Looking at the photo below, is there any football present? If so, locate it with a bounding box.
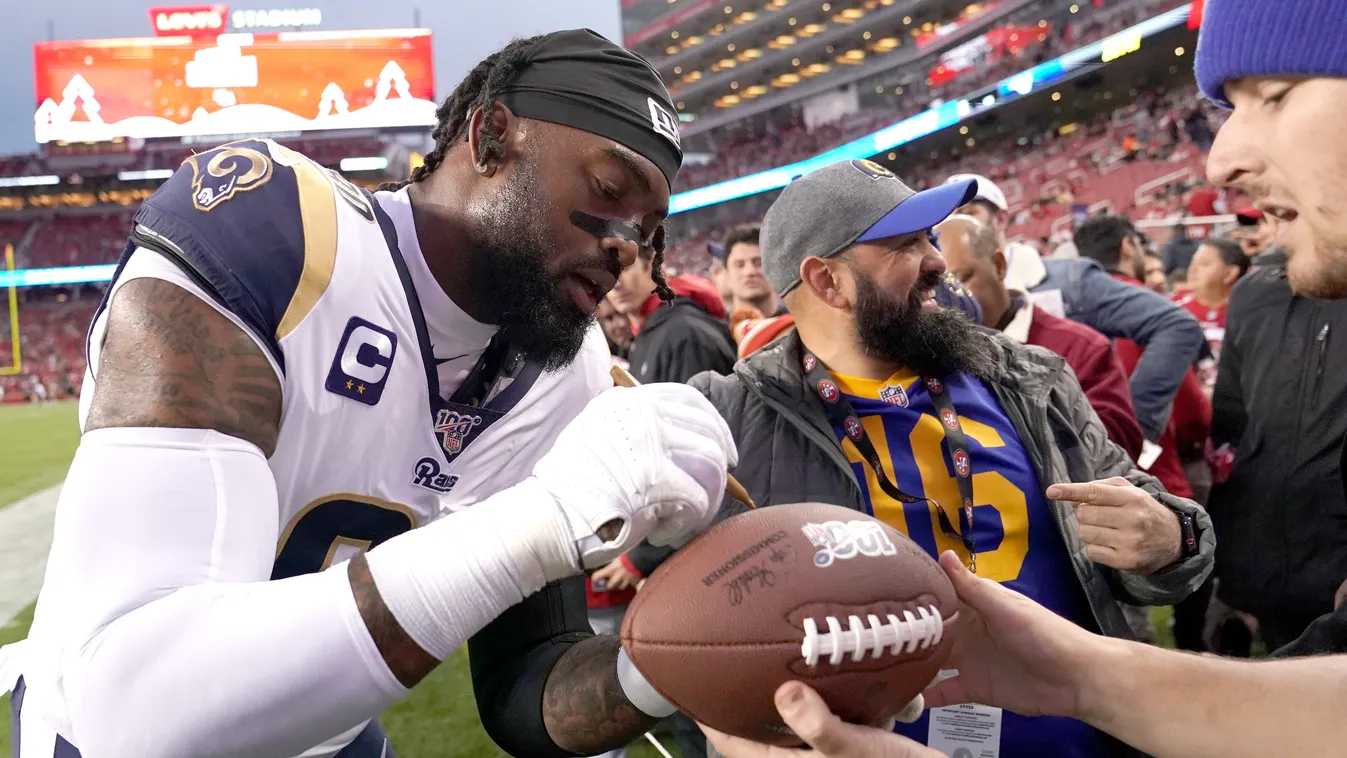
[621,502,959,746]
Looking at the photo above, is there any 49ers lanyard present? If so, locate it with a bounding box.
[801,348,979,573]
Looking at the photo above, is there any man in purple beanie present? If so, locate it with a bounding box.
[703,2,1347,757]
[1200,0,1347,298]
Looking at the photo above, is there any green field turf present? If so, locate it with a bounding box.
[0,401,81,510]
[0,402,668,758]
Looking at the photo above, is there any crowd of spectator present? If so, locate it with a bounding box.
[0,293,98,404]
[674,0,1190,193]
[20,213,134,269]
[663,83,1231,276]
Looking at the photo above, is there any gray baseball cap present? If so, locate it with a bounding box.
[761,159,978,296]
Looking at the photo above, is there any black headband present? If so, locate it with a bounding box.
[496,29,683,188]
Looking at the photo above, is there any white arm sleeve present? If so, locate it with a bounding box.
[35,426,565,758]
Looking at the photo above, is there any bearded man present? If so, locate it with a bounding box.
[688,160,1213,758]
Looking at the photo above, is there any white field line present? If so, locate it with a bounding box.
[0,484,61,628]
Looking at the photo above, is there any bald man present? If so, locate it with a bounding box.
[938,215,1144,461]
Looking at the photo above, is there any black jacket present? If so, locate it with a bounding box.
[628,297,736,384]
[1208,255,1347,617]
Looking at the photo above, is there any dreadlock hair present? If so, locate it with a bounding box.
[379,35,542,192]
[646,224,675,302]
[380,34,675,304]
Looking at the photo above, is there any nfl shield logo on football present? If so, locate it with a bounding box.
[925,377,944,394]
[803,354,817,372]
[940,408,958,430]
[844,416,863,440]
[818,379,840,403]
[954,449,970,477]
[879,383,908,406]
[436,409,483,455]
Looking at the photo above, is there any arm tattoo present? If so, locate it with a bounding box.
[348,553,440,688]
[84,278,283,455]
[543,635,659,754]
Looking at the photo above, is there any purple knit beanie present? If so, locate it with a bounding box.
[1195,0,1347,109]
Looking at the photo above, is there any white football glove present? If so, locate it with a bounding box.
[532,383,738,576]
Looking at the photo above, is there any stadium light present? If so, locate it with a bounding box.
[340,156,389,172]
[117,169,174,181]
[0,264,117,289]
[0,175,60,188]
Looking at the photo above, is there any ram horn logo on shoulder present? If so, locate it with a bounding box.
[188,146,274,211]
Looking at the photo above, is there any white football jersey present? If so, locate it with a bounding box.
[21,138,612,758]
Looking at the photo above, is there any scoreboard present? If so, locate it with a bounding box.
[33,27,435,144]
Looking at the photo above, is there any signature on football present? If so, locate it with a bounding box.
[726,563,777,606]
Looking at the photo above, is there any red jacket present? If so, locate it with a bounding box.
[633,274,728,334]
[1018,304,1145,462]
[1109,275,1211,498]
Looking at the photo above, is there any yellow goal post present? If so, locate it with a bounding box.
[0,244,21,376]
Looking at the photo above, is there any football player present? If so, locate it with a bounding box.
[3,30,736,758]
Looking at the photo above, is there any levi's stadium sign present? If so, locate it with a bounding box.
[149,5,323,37]
[231,9,323,29]
[34,28,435,143]
[150,5,229,37]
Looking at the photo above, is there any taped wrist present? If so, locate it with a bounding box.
[365,477,579,660]
[616,647,677,717]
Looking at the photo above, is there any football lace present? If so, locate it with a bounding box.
[800,606,944,666]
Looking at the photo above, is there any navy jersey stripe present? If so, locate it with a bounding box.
[127,139,313,370]
[369,191,438,398]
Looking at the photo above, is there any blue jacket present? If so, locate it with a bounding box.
[1010,254,1204,440]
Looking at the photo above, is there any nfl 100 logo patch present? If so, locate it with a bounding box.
[435,409,483,456]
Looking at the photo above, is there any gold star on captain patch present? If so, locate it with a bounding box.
[346,380,353,390]
[357,383,366,394]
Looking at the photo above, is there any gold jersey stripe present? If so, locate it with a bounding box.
[273,142,338,340]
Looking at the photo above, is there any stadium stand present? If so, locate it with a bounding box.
[24,213,134,269]
[674,0,1190,192]
[663,84,1229,275]
[0,293,98,403]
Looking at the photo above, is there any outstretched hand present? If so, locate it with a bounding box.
[703,551,1123,758]
[925,552,1114,721]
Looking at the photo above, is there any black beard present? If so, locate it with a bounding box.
[465,159,598,371]
[852,270,994,379]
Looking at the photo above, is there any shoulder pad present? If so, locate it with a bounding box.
[131,139,364,371]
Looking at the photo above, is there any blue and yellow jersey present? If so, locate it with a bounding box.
[827,368,1106,757]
